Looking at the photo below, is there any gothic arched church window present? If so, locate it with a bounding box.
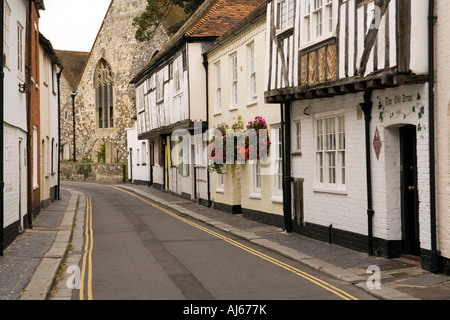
[95,59,114,129]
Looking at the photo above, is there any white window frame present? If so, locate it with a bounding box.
[215,61,221,114]
[136,84,145,112]
[248,42,257,104]
[252,160,261,195]
[276,0,295,31]
[3,1,11,69]
[272,126,283,199]
[293,120,301,153]
[155,70,164,103]
[173,54,183,94]
[52,64,57,95]
[314,111,346,193]
[17,21,24,76]
[141,142,147,165]
[230,53,238,110]
[45,137,49,176]
[301,0,336,47]
[33,126,38,189]
[217,174,224,193]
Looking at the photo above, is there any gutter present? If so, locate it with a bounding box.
[0,0,4,255]
[26,0,33,230]
[71,91,77,162]
[281,102,293,233]
[360,90,374,256]
[428,0,439,273]
[57,68,63,200]
[202,54,211,207]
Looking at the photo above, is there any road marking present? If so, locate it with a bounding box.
[111,186,359,301]
[80,194,93,300]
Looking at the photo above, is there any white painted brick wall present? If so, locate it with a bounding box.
[291,83,431,245]
[3,124,27,229]
[435,1,450,259]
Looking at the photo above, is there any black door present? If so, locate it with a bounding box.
[400,125,420,255]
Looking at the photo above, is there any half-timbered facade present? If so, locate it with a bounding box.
[129,0,264,203]
[265,0,436,270]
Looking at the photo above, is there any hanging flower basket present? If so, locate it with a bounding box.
[245,116,271,161]
[207,116,270,174]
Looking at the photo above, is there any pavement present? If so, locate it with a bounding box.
[1,181,450,300]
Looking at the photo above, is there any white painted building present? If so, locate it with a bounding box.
[205,3,284,220]
[434,1,450,272]
[126,121,150,185]
[39,33,62,207]
[265,0,436,271]
[3,0,28,241]
[129,0,264,204]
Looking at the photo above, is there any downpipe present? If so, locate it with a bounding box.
[428,0,439,273]
[360,90,374,256]
[281,102,293,233]
[57,68,63,200]
[0,0,4,256]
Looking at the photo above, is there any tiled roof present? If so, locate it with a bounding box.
[185,0,266,38]
[55,50,90,91]
[131,0,266,83]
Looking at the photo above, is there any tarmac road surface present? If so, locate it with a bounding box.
[66,182,377,301]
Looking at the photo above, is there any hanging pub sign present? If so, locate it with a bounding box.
[373,127,382,160]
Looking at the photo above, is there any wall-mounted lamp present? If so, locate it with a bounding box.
[303,106,311,116]
[18,82,26,93]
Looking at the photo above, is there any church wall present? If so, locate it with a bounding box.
[67,0,170,163]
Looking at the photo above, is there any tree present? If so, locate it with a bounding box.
[133,0,205,42]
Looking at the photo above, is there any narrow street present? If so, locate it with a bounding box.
[63,182,377,301]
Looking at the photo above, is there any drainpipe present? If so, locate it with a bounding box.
[0,0,4,255]
[360,90,374,256]
[281,102,293,233]
[26,0,33,230]
[71,91,77,162]
[202,54,211,207]
[57,68,63,200]
[428,0,438,273]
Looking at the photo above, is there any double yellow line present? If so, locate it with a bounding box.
[80,194,94,300]
[111,186,358,301]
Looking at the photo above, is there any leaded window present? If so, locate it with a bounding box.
[95,59,114,129]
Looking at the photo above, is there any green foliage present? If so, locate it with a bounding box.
[97,143,106,163]
[133,0,205,42]
[76,164,92,180]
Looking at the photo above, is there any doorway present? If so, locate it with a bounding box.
[399,125,420,255]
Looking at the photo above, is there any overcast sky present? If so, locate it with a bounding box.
[40,0,112,52]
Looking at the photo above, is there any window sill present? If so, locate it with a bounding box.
[299,35,336,53]
[214,112,222,117]
[246,100,258,108]
[275,26,294,39]
[313,186,347,195]
[270,195,283,203]
[229,107,238,111]
[249,192,261,199]
[173,91,183,98]
[33,184,39,191]
[292,151,302,156]
[216,188,224,194]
